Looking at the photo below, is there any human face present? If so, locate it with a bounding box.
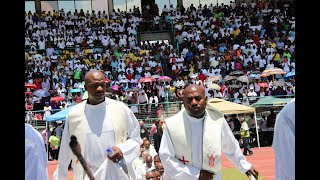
[183,85,207,118]
[85,72,106,105]
[153,156,161,166]
[155,163,164,175]
[154,171,161,180]
[146,172,157,180]
[144,141,150,150]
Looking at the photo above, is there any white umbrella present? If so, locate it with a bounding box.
[273,80,285,87]
[207,75,222,82]
[152,75,160,79]
[224,75,237,81]
[120,79,130,83]
[207,83,221,90]
[190,74,198,79]
[237,75,249,83]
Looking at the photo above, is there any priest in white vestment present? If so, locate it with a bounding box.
[159,84,259,180]
[53,70,142,180]
[272,99,295,180]
[25,123,48,180]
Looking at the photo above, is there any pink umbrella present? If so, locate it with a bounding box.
[25,83,37,89]
[25,91,32,95]
[112,85,119,91]
[50,96,65,102]
[158,76,172,82]
[105,78,111,83]
[258,82,269,88]
[139,77,156,83]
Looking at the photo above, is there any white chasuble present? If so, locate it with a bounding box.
[165,104,223,174]
[160,104,252,180]
[54,98,142,180]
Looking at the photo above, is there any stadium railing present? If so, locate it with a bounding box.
[25,94,295,130]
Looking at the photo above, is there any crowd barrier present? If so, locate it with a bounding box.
[25,94,294,130]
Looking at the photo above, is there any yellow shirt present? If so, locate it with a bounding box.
[25,52,30,61]
[273,53,280,61]
[233,29,241,36]
[84,59,91,65]
[125,58,131,66]
[140,50,146,55]
[84,49,91,54]
[102,18,108,24]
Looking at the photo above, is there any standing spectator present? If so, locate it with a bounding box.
[153,120,163,153]
[240,118,254,156]
[267,108,277,128]
[149,92,159,116]
[48,128,60,161]
[43,102,51,121]
[139,120,149,140]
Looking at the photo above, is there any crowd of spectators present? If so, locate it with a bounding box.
[25,1,295,120]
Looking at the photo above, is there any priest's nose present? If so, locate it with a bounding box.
[96,85,104,91]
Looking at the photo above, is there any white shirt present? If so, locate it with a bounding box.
[25,123,48,180]
[159,111,252,180]
[272,99,295,180]
[144,144,158,159]
[54,99,142,180]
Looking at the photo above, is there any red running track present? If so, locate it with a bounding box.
[48,147,275,180]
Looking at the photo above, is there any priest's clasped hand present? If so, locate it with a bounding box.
[198,170,215,180]
[246,166,259,179]
[107,146,124,163]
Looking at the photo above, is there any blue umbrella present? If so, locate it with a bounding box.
[70,88,82,93]
[46,106,74,122]
[284,71,295,78]
[32,89,50,97]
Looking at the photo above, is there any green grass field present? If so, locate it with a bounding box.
[221,168,264,180]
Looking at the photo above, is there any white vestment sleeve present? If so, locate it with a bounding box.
[115,107,143,164]
[53,117,73,180]
[159,126,200,180]
[272,99,295,180]
[25,124,48,180]
[221,119,252,173]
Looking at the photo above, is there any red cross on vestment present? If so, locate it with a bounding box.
[178,156,189,164]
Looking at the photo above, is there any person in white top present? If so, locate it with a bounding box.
[143,140,158,159]
[53,70,142,180]
[159,84,259,180]
[25,123,48,180]
[272,99,295,180]
[136,154,155,180]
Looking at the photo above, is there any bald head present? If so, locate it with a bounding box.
[84,70,106,105]
[183,84,207,118]
[145,155,153,168]
[84,70,105,84]
[184,84,205,97]
[143,140,151,150]
[145,171,156,180]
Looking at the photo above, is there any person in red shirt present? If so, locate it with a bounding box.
[133,60,140,69]
[33,77,43,90]
[198,70,206,83]
[126,70,134,80]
